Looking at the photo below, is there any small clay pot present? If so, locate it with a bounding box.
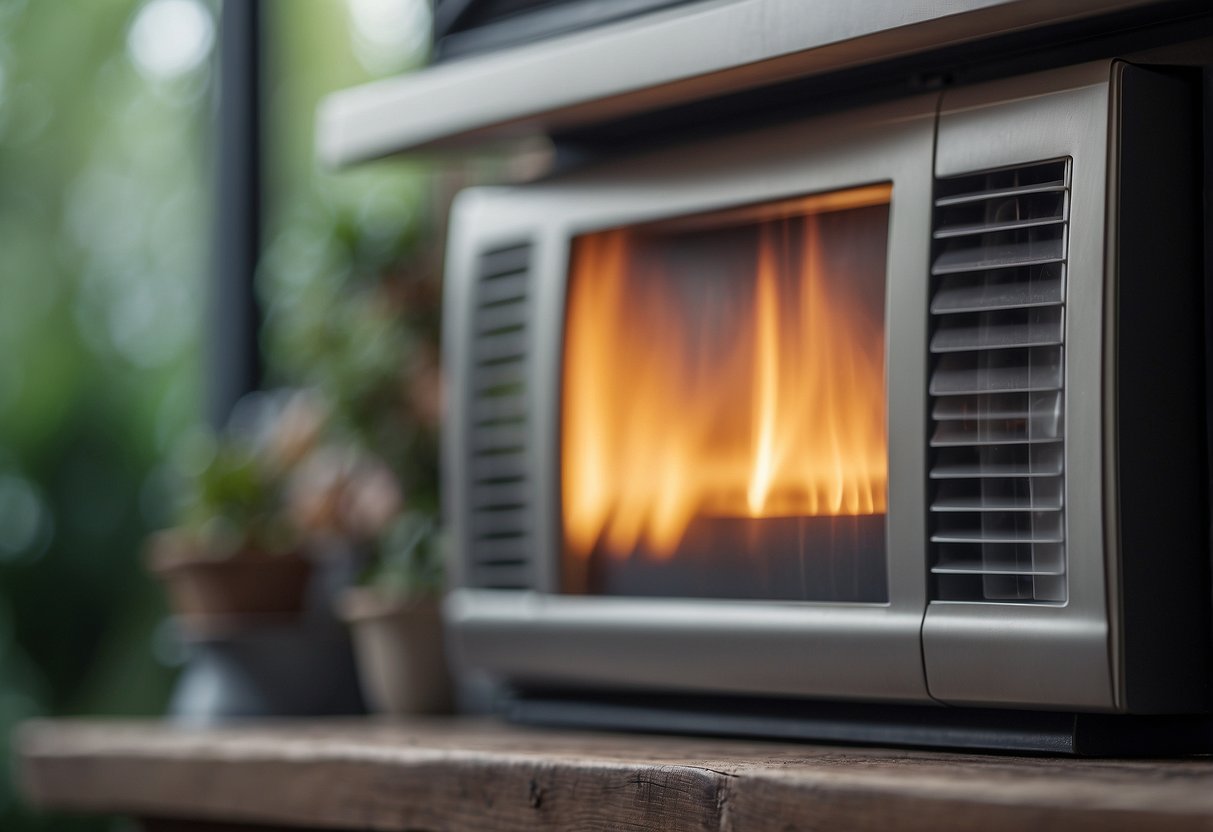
[338,588,453,715]
[148,533,312,636]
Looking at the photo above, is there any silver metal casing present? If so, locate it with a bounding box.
[443,63,1138,711]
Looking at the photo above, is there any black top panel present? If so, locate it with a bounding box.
[433,0,704,61]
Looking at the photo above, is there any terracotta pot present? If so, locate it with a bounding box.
[338,588,453,715]
[148,534,312,635]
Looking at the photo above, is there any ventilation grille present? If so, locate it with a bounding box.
[464,242,534,590]
[927,160,1069,604]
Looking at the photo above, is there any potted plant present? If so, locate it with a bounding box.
[338,510,451,715]
[263,396,454,716]
[255,183,451,715]
[148,427,309,635]
[149,390,368,718]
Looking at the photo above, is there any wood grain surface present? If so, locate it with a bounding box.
[17,718,1213,832]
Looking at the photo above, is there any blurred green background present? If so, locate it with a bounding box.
[0,1,433,828]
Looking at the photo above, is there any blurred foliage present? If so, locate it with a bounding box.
[169,433,298,559]
[0,0,439,829]
[188,442,288,551]
[368,510,445,597]
[159,385,409,567]
[260,0,444,586]
[0,0,212,828]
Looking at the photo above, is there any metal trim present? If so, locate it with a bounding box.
[317,0,1168,163]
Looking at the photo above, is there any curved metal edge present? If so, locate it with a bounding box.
[316,0,1163,165]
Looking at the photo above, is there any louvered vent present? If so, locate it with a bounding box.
[927,160,1069,604]
[464,242,534,590]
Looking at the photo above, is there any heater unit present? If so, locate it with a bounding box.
[441,60,1209,752]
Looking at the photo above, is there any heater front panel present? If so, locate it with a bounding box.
[921,63,1116,711]
[444,94,937,702]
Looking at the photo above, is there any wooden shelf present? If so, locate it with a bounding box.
[17,717,1213,831]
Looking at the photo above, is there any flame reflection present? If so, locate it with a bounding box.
[562,184,890,561]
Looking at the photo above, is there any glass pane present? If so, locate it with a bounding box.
[561,184,891,602]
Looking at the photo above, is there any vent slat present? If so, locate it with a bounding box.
[933,540,1064,571]
[478,274,529,305]
[929,460,1063,479]
[930,308,1063,353]
[933,215,1065,240]
[932,530,1064,545]
[934,180,1066,207]
[932,484,1064,512]
[933,477,1062,508]
[929,348,1063,396]
[474,330,528,363]
[476,300,528,333]
[930,494,1063,512]
[466,242,535,591]
[469,452,527,483]
[467,535,530,564]
[471,482,529,510]
[931,266,1064,314]
[471,424,527,452]
[471,508,532,538]
[931,560,1065,576]
[472,395,528,425]
[472,361,526,391]
[932,238,1065,276]
[928,160,1070,604]
[932,391,1060,422]
[477,244,532,279]
[930,426,1060,447]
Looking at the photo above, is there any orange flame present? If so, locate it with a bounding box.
[562,185,890,561]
